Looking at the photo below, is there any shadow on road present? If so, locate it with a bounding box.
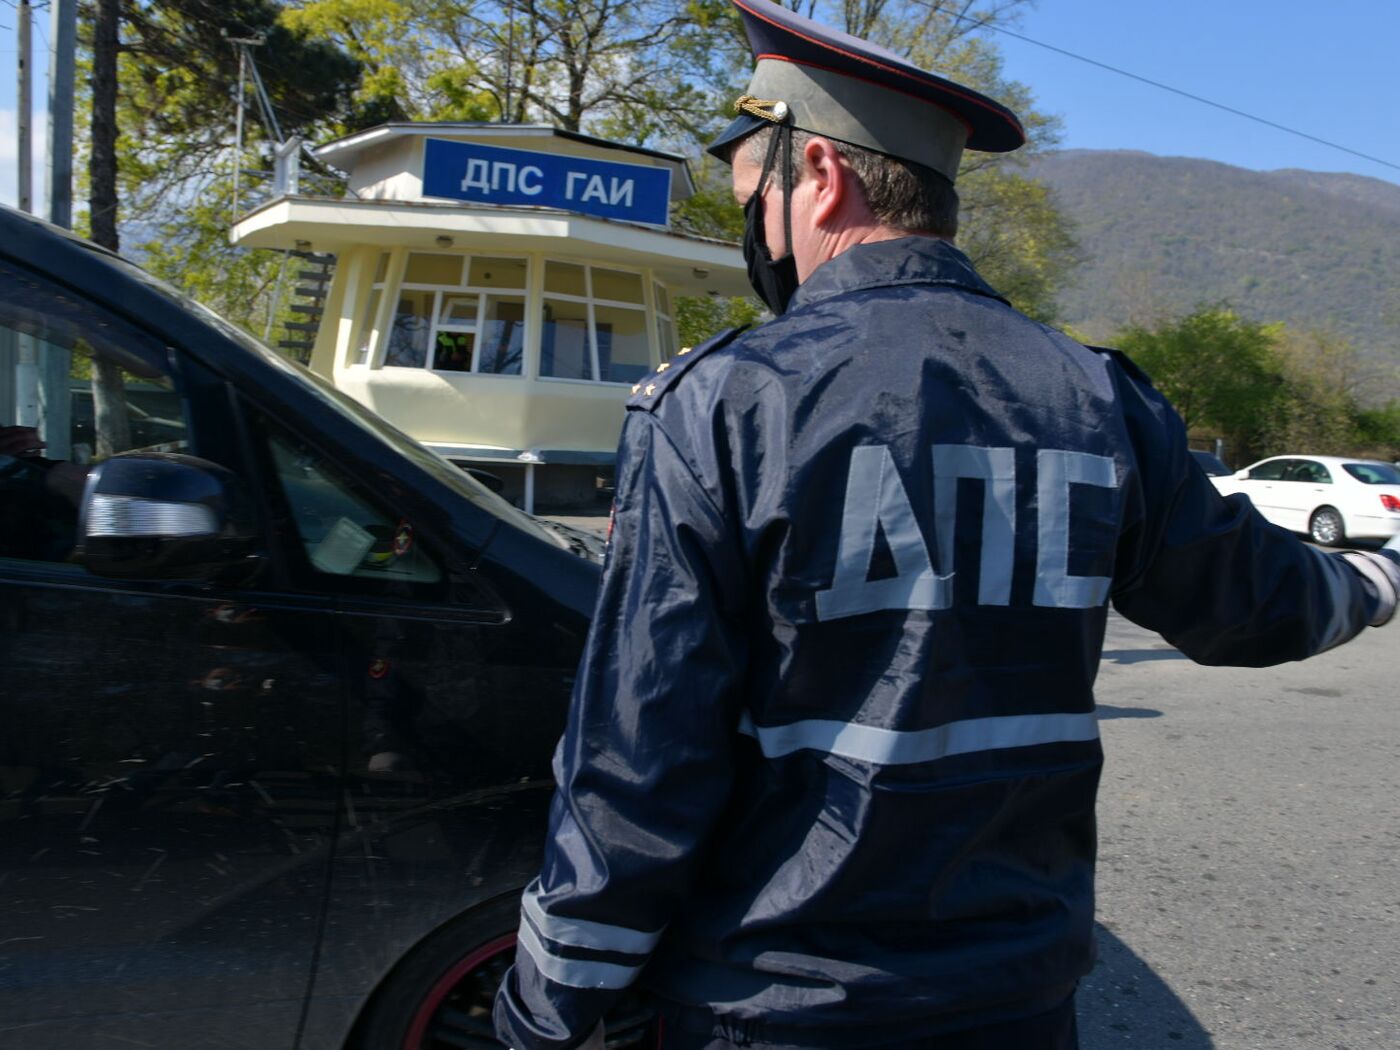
[1102,648,1188,665]
[1078,924,1214,1049]
[1095,705,1163,720]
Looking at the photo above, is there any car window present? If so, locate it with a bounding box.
[0,261,187,566]
[1286,461,1331,483]
[1343,462,1400,485]
[260,418,444,590]
[1247,459,1288,481]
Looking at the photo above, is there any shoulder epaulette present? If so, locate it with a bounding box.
[1090,345,1155,388]
[627,325,750,412]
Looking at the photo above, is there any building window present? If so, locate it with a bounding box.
[540,262,651,385]
[382,252,527,376]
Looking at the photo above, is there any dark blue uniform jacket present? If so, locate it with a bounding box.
[495,237,1386,1048]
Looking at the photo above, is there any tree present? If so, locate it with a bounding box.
[1265,327,1400,458]
[1116,307,1283,462]
[1265,328,1368,455]
[282,0,720,134]
[74,2,364,335]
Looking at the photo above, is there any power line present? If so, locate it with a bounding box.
[957,15,1400,175]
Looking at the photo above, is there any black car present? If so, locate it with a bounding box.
[0,208,646,1048]
[1189,448,1231,477]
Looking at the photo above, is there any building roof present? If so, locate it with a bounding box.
[228,194,749,298]
[314,122,697,199]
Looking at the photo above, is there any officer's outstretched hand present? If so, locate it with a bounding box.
[1344,540,1400,627]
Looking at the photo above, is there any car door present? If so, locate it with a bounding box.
[0,259,344,1046]
[1281,459,1333,532]
[232,407,586,1047]
[1236,458,1292,526]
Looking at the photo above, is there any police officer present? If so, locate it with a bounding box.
[494,3,1400,1048]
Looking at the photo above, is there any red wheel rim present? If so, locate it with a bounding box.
[402,932,516,1050]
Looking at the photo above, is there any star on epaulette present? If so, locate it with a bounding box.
[626,325,751,412]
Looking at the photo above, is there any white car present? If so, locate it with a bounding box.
[1210,455,1400,545]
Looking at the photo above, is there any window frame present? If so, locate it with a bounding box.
[0,258,218,578]
[539,260,650,386]
[380,252,531,378]
[241,403,464,604]
[1248,459,1289,481]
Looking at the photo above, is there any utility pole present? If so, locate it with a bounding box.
[233,45,246,216]
[223,32,267,219]
[47,0,78,229]
[17,0,33,213]
[89,0,131,455]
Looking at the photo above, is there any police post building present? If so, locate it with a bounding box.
[231,124,747,512]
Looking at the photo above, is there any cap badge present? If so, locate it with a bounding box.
[734,94,790,123]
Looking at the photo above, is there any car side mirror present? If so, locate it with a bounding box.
[1235,470,1250,480]
[76,453,263,581]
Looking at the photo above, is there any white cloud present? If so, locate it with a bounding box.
[0,108,51,215]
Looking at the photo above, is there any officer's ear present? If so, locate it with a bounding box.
[803,136,865,228]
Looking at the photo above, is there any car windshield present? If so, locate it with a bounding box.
[78,239,568,550]
[1342,462,1400,485]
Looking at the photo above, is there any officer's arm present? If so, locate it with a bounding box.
[494,410,747,1050]
[1107,357,1398,664]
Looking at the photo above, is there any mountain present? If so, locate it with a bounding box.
[1027,150,1400,384]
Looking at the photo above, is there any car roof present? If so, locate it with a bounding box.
[1251,454,1391,467]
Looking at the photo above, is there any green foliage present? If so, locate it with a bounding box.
[1118,307,1282,459]
[1263,328,1370,456]
[1117,306,1400,463]
[957,164,1080,323]
[138,186,293,339]
[675,294,763,348]
[1354,403,1400,457]
[118,0,362,207]
[74,2,363,334]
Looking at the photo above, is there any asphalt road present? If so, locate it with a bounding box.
[1082,609,1400,1049]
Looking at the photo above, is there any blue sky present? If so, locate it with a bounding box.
[993,0,1400,184]
[4,1,1400,211]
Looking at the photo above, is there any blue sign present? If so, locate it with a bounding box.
[421,138,672,227]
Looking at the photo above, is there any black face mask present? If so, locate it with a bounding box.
[741,124,799,316]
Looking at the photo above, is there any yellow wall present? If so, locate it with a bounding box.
[316,243,676,456]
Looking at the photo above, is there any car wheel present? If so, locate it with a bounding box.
[350,894,657,1050]
[1309,507,1345,546]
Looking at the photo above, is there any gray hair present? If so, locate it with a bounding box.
[741,126,959,238]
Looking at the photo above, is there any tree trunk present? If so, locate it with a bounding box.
[90,0,119,253]
[89,0,131,456]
